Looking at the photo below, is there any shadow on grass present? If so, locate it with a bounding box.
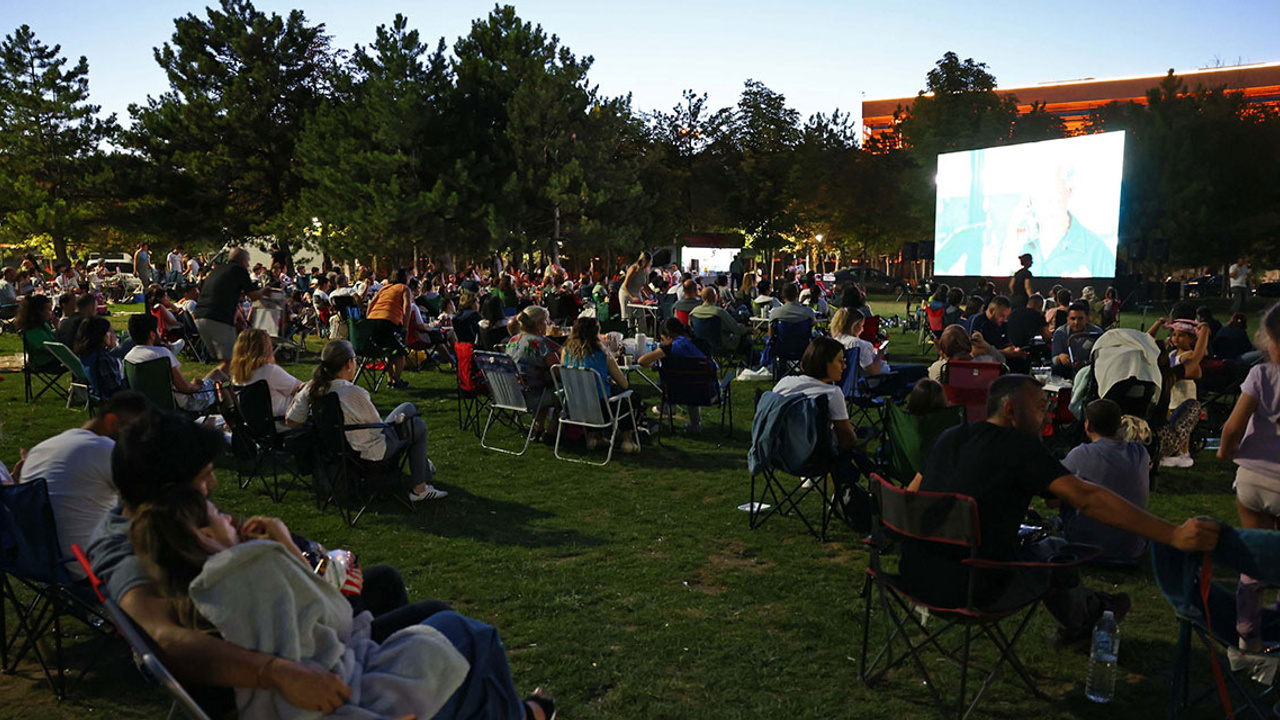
[356,483,605,550]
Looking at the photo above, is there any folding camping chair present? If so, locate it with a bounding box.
[656,354,734,436]
[230,380,305,502]
[746,391,838,541]
[860,474,1097,719]
[44,340,100,413]
[0,480,114,698]
[940,360,1002,423]
[769,319,813,380]
[1153,526,1280,719]
[455,342,489,438]
[348,317,398,393]
[123,357,208,420]
[70,546,212,720]
[311,392,412,527]
[475,351,545,456]
[552,365,636,466]
[21,332,67,404]
[880,402,967,485]
[838,346,890,432]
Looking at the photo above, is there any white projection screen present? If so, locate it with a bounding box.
[933,130,1124,279]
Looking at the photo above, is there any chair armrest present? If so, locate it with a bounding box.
[607,390,634,403]
[342,422,390,431]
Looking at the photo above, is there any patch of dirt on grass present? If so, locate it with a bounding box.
[706,539,775,574]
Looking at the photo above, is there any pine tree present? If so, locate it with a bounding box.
[0,25,117,263]
[127,0,332,245]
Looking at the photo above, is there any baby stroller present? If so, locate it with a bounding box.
[1063,329,1164,486]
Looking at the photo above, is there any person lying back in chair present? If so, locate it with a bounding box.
[905,374,1218,646]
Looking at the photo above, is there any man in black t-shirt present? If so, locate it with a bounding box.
[194,247,261,372]
[903,374,1219,644]
[1007,294,1049,363]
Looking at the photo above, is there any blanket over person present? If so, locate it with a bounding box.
[188,540,470,720]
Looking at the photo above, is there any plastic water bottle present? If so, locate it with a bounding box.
[1086,610,1119,702]
[634,332,647,362]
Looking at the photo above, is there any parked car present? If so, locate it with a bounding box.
[833,267,912,296]
[1183,274,1222,298]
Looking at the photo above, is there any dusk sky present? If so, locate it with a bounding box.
[5,0,1278,129]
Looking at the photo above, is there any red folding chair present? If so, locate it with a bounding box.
[940,360,1002,423]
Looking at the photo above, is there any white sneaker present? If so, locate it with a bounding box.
[409,485,448,502]
[1160,454,1194,468]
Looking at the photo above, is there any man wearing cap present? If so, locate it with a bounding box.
[1009,253,1034,305]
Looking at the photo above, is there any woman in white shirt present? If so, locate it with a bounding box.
[229,329,303,419]
[772,336,858,451]
[830,307,887,375]
[286,340,446,502]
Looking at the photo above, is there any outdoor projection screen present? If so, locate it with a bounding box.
[933,130,1124,279]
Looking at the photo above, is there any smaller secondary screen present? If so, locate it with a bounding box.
[680,246,738,274]
[933,130,1124,279]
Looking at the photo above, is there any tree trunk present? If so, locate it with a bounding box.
[552,204,562,268]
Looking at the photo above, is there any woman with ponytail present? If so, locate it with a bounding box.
[287,340,446,502]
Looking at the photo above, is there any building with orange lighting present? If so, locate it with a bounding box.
[861,61,1280,145]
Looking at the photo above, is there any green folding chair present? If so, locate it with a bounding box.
[124,356,209,420]
[43,341,98,413]
[881,402,967,485]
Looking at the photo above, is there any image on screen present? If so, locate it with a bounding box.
[680,246,738,274]
[933,130,1124,279]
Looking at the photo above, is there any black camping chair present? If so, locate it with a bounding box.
[348,317,400,393]
[21,332,68,404]
[311,392,412,527]
[231,380,306,502]
[656,354,734,437]
[860,474,1099,720]
[0,480,114,698]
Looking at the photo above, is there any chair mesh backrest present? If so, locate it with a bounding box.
[659,355,721,407]
[941,360,1001,423]
[233,380,277,438]
[44,340,89,383]
[124,356,177,411]
[556,365,608,425]
[475,351,528,411]
[0,479,68,585]
[455,343,483,392]
[871,474,980,548]
[772,320,813,360]
[689,315,723,353]
[884,403,967,482]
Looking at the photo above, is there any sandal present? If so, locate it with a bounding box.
[524,688,556,720]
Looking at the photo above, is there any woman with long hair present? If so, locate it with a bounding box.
[15,294,60,370]
[74,315,124,398]
[130,485,554,720]
[230,328,303,419]
[365,268,412,389]
[562,316,635,452]
[286,340,446,502]
[478,295,511,350]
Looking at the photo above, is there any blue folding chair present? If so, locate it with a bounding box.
[769,319,814,379]
[1153,525,1280,719]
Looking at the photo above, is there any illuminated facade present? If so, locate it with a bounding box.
[862,61,1280,145]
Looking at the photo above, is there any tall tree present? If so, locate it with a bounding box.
[724,80,800,256]
[0,25,117,263]
[293,14,450,264]
[128,0,332,245]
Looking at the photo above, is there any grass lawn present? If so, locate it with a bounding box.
[0,295,1253,719]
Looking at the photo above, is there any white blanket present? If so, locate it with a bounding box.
[189,541,469,720]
